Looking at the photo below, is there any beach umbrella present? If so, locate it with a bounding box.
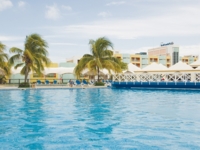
[190,59,200,68]
[128,63,141,72]
[123,70,134,74]
[142,62,168,71]
[168,61,193,71]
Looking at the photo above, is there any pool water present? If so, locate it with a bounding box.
[0,88,200,149]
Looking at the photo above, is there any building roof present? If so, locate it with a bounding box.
[142,62,167,71]
[168,61,193,71]
[195,66,200,70]
[128,63,141,72]
[190,59,200,67]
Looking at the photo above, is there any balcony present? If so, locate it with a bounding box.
[131,58,140,62]
[133,63,140,68]
[150,59,158,62]
[182,59,188,62]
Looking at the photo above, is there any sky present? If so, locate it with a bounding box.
[1,0,200,62]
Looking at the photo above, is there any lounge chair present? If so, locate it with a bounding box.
[106,80,112,87]
[89,80,95,85]
[37,80,42,84]
[83,80,88,85]
[53,80,57,84]
[75,80,82,86]
[45,80,50,84]
[84,79,92,86]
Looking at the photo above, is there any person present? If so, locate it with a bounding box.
[60,76,63,84]
[31,83,36,89]
[69,79,74,87]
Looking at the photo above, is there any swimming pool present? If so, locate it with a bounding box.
[0,88,200,149]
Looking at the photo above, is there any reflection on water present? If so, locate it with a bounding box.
[20,90,46,149]
[74,89,119,142]
[0,88,200,149]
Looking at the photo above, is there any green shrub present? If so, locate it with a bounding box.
[0,76,6,84]
[94,82,105,86]
[19,82,30,88]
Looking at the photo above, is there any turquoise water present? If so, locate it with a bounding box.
[0,89,200,149]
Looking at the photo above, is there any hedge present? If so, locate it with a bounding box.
[94,82,105,86]
[18,82,30,88]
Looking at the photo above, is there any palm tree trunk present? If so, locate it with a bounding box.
[97,67,100,82]
[24,65,28,83]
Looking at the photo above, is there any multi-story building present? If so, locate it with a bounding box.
[114,51,172,68]
[130,52,148,68]
[148,42,179,65]
[180,55,198,65]
[66,56,82,65]
[113,42,181,68]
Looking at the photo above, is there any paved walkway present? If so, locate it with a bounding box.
[0,85,108,90]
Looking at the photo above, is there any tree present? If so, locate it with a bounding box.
[0,42,10,77]
[74,37,127,81]
[9,34,51,83]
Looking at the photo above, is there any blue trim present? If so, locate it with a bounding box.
[112,81,200,89]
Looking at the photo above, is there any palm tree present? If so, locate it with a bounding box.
[0,42,10,76]
[74,37,127,81]
[9,34,51,83]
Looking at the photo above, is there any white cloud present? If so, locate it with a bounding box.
[98,12,112,17]
[0,0,12,11]
[49,42,77,46]
[49,42,87,47]
[18,1,25,7]
[0,36,23,41]
[61,5,72,11]
[123,46,155,54]
[45,4,61,20]
[43,4,200,57]
[50,5,200,40]
[106,1,125,6]
[180,45,200,56]
[121,45,200,57]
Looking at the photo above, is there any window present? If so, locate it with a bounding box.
[172,52,179,65]
[123,57,129,59]
[46,73,56,78]
[33,73,44,78]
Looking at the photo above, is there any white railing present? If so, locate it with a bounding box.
[113,73,200,82]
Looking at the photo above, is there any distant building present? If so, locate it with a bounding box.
[148,42,179,65]
[66,56,82,64]
[70,43,198,69]
[113,43,181,68]
[114,48,172,68]
[180,55,198,65]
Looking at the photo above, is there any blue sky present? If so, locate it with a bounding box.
[1,0,200,62]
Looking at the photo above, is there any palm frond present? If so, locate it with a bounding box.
[0,42,6,53]
[9,47,23,54]
[24,49,35,62]
[8,34,51,83]
[14,63,24,69]
[8,54,21,66]
[0,53,9,62]
[20,66,26,75]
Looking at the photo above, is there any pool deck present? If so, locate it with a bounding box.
[0,85,108,90]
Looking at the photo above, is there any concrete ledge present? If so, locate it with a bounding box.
[0,85,108,90]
